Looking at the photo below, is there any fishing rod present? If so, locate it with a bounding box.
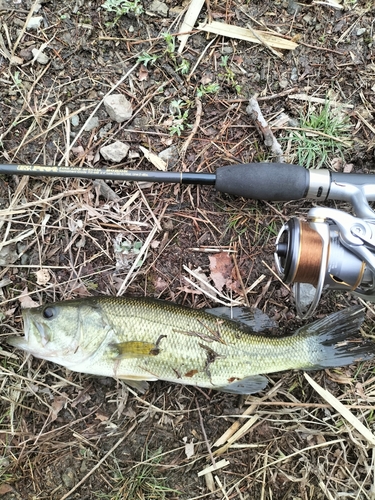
[2,161,375,317]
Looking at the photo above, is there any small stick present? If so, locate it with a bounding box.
[246,97,284,162]
[180,97,202,158]
[196,398,216,467]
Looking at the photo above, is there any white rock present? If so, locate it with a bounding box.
[103,94,132,123]
[158,145,179,168]
[84,116,99,131]
[71,115,80,127]
[100,141,130,162]
[27,16,43,30]
[32,48,49,64]
[148,0,168,17]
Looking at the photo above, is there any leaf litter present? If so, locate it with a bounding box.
[1,0,375,499]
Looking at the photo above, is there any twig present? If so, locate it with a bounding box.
[196,399,216,467]
[246,97,284,162]
[180,97,202,159]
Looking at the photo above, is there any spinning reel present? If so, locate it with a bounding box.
[275,172,375,317]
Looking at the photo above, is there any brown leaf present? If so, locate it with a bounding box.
[138,64,149,81]
[19,288,40,308]
[0,484,14,495]
[50,394,68,422]
[208,253,233,292]
[95,411,109,422]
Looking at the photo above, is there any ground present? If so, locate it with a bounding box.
[1,0,375,499]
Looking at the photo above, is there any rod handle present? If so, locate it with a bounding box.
[215,163,309,201]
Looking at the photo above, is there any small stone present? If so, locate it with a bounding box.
[148,0,168,17]
[297,283,316,310]
[158,145,179,169]
[100,141,130,162]
[286,0,300,14]
[356,28,366,36]
[99,122,112,138]
[84,116,99,131]
[61,468,76,489]
[31,48,49,64]
[221,46,233,55]
[71,115,79,127]
[279,79,289,89]
[27,16,43,30]
[303,13,313,24]
[103,94,133,123]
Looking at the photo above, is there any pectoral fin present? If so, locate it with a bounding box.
[215,374,268,394]
[113,341,159,359]
[119,378,150,393]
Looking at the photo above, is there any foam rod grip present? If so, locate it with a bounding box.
[215,163,309,201]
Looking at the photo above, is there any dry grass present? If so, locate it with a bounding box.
[1,0,375,498]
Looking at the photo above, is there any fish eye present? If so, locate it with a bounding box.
[42,306,56,320]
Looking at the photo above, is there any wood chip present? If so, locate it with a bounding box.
[178,0,205,54]
[198,21,298,51]
[288,93,353,108]
[197,459,230,477]
[304,373,375,447]
[139,145,167,171]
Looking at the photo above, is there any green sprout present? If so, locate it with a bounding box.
[101,0,144,26]
[137,52,159,67]
[219,55,242,94]
[168,99,190,136]
[196,82,220,98]
[162,32,175,55]
[175,58,190,75]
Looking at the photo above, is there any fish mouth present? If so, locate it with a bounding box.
[22,310,30,341]
[22,310,50,346]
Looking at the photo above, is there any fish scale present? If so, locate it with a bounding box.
[7,297,375,394]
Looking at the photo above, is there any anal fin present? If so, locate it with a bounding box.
[215,374,268,394]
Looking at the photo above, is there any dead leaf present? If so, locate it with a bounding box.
[72,145,85,157]
[208,253,233,292]
[35,268,50,286]
[50,395,68,422]
[183,436,195,458]
[95,411,109,422]
[138,64,149,81]
[71,390,91,407]
[198,21,298,50]
[19,288,40,308]
[0,484,14,495]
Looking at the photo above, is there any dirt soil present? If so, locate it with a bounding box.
[1,0,375,499]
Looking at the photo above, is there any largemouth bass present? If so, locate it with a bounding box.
[7,297,374,394]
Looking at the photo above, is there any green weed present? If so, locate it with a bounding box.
[219,56,242,94]
[137,52,159,67]
[101,0,144,26]
[288,101,353,169]
[196,82,220,98]
[168,99,190,136]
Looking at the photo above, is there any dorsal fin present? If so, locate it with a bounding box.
[205,306,277,333]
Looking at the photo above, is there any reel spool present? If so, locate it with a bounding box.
[275,211,375,318]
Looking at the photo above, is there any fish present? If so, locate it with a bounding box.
[7,297,375,394]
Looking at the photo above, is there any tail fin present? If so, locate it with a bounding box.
[302,305,374,370]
